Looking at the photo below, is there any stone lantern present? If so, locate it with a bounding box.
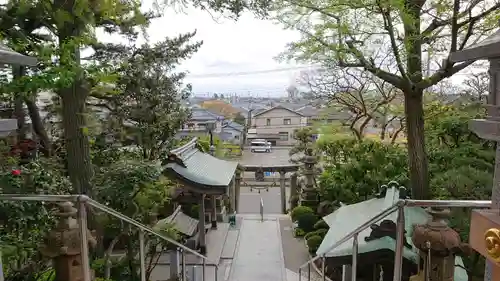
[300,149,319,208]
[411,208,470,281]
[40,202,97,281]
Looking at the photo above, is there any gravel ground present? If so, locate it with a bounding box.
[278,218,323,281]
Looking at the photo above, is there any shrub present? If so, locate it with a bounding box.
[291,206,314,222]
[306,235,323,254]
[314,228,328,238]
[297,212,319,233]
[304,228,328,240]
[314,219,329,230]
[294,228,306,237]
[304,231,314,240]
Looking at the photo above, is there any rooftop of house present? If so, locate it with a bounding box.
[224,120,244,132]
[253,105,304,117]
[190,107,225,121]
[0,119,17,137]
[0,44,37,66]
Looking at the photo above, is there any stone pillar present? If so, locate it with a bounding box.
[229,175,236,213]
[411,208,469,281]
[290,172,299,210]
[198,194,207,255]
[234,169,242,213]
[40,202,97,281]
[467,57,500,281]
[211,195,217,229]
[279,170,287,214]
[170,248,180,279]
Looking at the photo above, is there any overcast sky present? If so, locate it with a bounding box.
[96,5,307,97]
[94,3,485,98]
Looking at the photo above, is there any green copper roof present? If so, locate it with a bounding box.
[316,184,467,281]
[163,138,238,189]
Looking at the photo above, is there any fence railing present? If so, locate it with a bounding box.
[298,199,492,281]
[0,194,217,281]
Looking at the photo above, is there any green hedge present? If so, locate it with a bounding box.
[314,219,329,230]
[306,235,323,254]
[291,206,314,222]
[297,212,318,232]
[304,228,328,240]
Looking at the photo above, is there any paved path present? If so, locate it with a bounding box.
[279,218,323,281]
[229,217,286,281]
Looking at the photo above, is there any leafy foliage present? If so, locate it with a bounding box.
[306,235,323,254]
[317,136,408,204]
[289,127,317,163]
[0,158,71,279]
[272,0,500,200]
[316,97,493,278]
[297,212,319,233]
[290,205,315,222]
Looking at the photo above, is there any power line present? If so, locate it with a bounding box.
[186,66,320,78]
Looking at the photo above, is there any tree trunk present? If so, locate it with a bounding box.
[404,90,429,199]
[55,0,93,195]
[24,97,51,156]
[60,85,93,195]
[12,65,26,139]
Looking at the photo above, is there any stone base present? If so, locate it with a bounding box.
[217,206,227,222]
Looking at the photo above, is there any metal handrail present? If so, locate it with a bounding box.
[86,198,209,261]
[0,194,214,281]
[298,199,492,281]
[299,202,400,268]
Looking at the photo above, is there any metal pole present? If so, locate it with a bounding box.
[351,234,358,281]
[202,258,206,281]
[299,267,302,281]
[260,197,264,222]
[308,263,311,281]
[215,265,219,281]
[139,230,146,281]
[322,255,326,281]
[77,197,91,281]
[181,249,186,281]
[393,206,405,281]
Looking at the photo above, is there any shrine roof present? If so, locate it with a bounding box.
[163,137,238,190]
[317,183,467,280]
[155,206,198,237]
[0,44,37,66]
[450,29,500,62]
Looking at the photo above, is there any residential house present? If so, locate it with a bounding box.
[220,121,244,145]
[249,105,307,146]
[182,107,224,132]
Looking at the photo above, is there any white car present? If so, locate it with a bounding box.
[250,140,272,153]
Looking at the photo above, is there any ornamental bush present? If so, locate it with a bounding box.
[314,219,329,230]
[297,212,319,233]
[290,205,314,222]
[304,228,328,240]
[306,235,323,254]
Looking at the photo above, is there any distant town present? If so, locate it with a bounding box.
[179,88,352,146]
